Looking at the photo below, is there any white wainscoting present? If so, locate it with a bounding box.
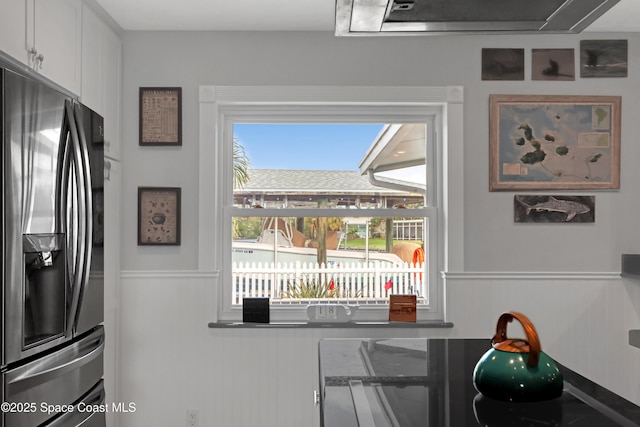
[118,270,640,426]
[118,271,217,427]
[443,271,640,405]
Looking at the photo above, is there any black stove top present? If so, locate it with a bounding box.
[319,338,640,427]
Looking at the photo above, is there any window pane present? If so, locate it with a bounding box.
[231,123,430,306]
[232,216,428,304]
[232,123,427,209]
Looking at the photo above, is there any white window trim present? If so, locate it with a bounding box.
[199,85,464,323]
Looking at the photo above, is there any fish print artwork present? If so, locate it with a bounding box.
[514,195,595,223]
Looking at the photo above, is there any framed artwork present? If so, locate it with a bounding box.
[481,48,525,81]
[580,40,628,78]
[514,195,595,223]
[532,49,575,81]
[489,95,621,191]
[139,87,182,146]
[138,187,181,245]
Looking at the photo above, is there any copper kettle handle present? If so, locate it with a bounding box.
[492,311,541,368]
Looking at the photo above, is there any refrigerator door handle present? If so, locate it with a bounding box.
[73,103,93,299]
[57,102,75,337]
[57,102,72,236]
[64,101,87,337]
[5,329,104,395]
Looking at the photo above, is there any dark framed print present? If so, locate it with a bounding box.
[514,195,595,223]
[481,48,525,81]
[489,94,621,191]
[580,39,628,78]
[532,48,575,81]
[139,87,182,146]
[138,187,181,245]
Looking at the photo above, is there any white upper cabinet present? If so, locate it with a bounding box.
[28,0,83,94]
[0,0,28,63]
[81,5,102,111]
[82,3,122,160]
[1,0,122,158]
[102,27,122,160]
[0,0,83,94]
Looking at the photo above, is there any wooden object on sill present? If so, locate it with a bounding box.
[389,295,417,322]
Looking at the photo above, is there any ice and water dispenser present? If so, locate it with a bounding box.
[23,233,66,347]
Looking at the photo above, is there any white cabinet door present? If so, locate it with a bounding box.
[1,0,82,95]
[0,0,28,63]
[81,4,102,112]
[102,25,122,160]
[81,3,122,160]
[31,0,82,94]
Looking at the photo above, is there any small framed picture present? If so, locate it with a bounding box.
[481,48,525,81]
[532,48,575,81]
[580,40,628,78]
[139,87,182,146]
[514,195,595,223]
[138,187,181,245]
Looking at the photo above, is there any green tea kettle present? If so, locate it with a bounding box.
[473,311,563,402]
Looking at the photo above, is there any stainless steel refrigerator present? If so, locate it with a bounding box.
[1,58,106,426]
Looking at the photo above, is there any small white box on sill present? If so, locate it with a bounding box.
[306,304,358,323]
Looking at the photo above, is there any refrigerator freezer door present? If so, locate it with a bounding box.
[2,326,104,427]
[43,379,106,427]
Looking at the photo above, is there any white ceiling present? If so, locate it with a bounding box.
[95,0,640,32]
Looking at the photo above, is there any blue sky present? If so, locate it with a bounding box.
[233,123,384,171]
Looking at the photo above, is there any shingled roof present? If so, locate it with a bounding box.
[236,169,415,195]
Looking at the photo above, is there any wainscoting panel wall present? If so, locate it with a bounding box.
[118,270,640,427]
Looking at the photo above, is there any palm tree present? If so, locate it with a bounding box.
[233,138,250,189]
[232,139,250,239]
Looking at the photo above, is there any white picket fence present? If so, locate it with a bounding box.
[232,261,425,304]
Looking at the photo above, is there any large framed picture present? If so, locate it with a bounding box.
[138,187,181,245]
[139,87,182,146]
[489,94,621,191]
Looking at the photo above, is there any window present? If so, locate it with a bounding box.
[199,86,464,322]
[231,123,432,304]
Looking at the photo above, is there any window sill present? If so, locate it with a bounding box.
[208,321,454,329]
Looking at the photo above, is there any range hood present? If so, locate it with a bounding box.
[335,0,621,36]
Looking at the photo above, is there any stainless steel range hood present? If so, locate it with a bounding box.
[335,0,621,36]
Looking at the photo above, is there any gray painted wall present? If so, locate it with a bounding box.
[118,31,640,426]
[121,30,640,272]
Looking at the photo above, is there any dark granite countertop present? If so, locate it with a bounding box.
[319,338,640,427]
